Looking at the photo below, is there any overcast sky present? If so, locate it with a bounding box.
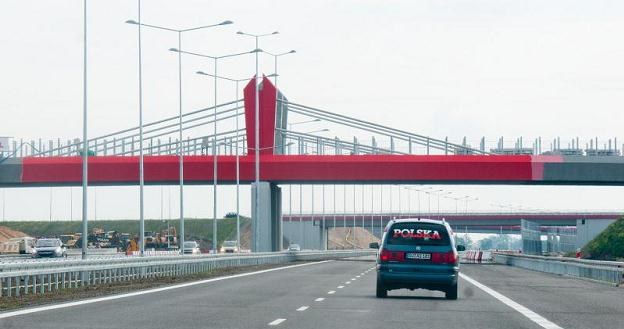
[1,0,623,221]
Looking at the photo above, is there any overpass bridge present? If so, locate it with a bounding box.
[2,77,623,251]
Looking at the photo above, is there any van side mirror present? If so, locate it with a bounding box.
[369,242,379,249]
[456,245,466,251]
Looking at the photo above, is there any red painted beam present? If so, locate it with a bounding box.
[19,154,550,185]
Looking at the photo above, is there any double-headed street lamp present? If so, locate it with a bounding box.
[196,72,248,253]
[263,50,296,116]
[125,18,232,255]
[236,30,279,251]
[172,48,260,253]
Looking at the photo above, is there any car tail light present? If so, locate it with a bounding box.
[379,249,405,263]
[431,251,457,264]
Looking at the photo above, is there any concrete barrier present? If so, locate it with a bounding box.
[493,252,624,286]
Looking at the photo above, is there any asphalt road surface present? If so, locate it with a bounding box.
[1,259,622,329]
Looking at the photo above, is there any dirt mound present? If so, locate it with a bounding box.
[328,227,379,250]
[0,226,28,243]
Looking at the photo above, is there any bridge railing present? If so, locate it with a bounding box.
[0,250,374,298]
[493,252,624,286]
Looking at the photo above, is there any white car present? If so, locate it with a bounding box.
[220,240,239,253]
[287,244,301,252]
[32,238,67,258]
[183,241,201,255]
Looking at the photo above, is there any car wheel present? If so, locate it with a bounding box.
[376,276,387,298]
[445,283,458,300]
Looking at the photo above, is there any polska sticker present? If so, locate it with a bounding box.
[393,228,441,240]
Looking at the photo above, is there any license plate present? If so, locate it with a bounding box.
[406,252,430,260]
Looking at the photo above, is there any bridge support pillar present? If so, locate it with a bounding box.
[251,182,282,252]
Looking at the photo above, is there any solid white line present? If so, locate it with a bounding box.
[0,260,332,320]
[328,290,336,294]
[460,273,564,329]
[337,285,345,289]
[315,297,325,302]
[268,318,286,326]
[296,306,309,312]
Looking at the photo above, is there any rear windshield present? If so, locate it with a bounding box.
[386,222,450,246]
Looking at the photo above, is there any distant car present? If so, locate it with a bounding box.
[373,218,463,300]
[287,244,301,252]
[183,241,201,255]
[33,238,67,258]
[224,212,238,218]
[220,240,239,253]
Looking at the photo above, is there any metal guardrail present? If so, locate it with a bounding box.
[493,252,624,286]
[0,250,374,297]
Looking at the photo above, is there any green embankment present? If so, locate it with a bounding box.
[1,217,250,248]
[581,217,624,261]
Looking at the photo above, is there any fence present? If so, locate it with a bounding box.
[0,250,374,297]
[493,252,624,286]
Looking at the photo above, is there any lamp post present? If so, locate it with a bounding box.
[465,197,478,214]
[172,48,259,253]
[236,30,279,252]
[196,72,248,252]
[436,191,452,219]
[264,50,296,124]
[422,188,442,216]
[81,0,88,260]
[125,18,232,255]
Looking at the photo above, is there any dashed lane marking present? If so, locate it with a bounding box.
[0,261,332,320]
[296,306,309,312]
[268,318,286,326]
[315,298,325,302]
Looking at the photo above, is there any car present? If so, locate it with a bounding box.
[220,240,239,253]
[287,244,301,252]
[371,218,464,300]
[32,238,67,258]
[183,241,201,255]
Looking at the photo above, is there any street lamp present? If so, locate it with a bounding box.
[436,191,452,218]
[237,30,279,252]
[80,0,88,260]
[172,48,258,253]
[421,188,442,215]
[289,119,321,130]
[125,17,232,255]
[263,50,296,121]
[196,71,248,253]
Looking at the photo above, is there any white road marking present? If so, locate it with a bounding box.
[0,260,332,320]
[345,281,351,284]
[315,297,325,302]
[337,285,345,289]
[269,318,286,326]
[356,275,361,278]
[360,273,365,275]
[296,306,309,312]
[328,290,336,294]
[351,278,357,280]
[460,273,564,329]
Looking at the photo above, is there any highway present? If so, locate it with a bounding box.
[1,258,622,329]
